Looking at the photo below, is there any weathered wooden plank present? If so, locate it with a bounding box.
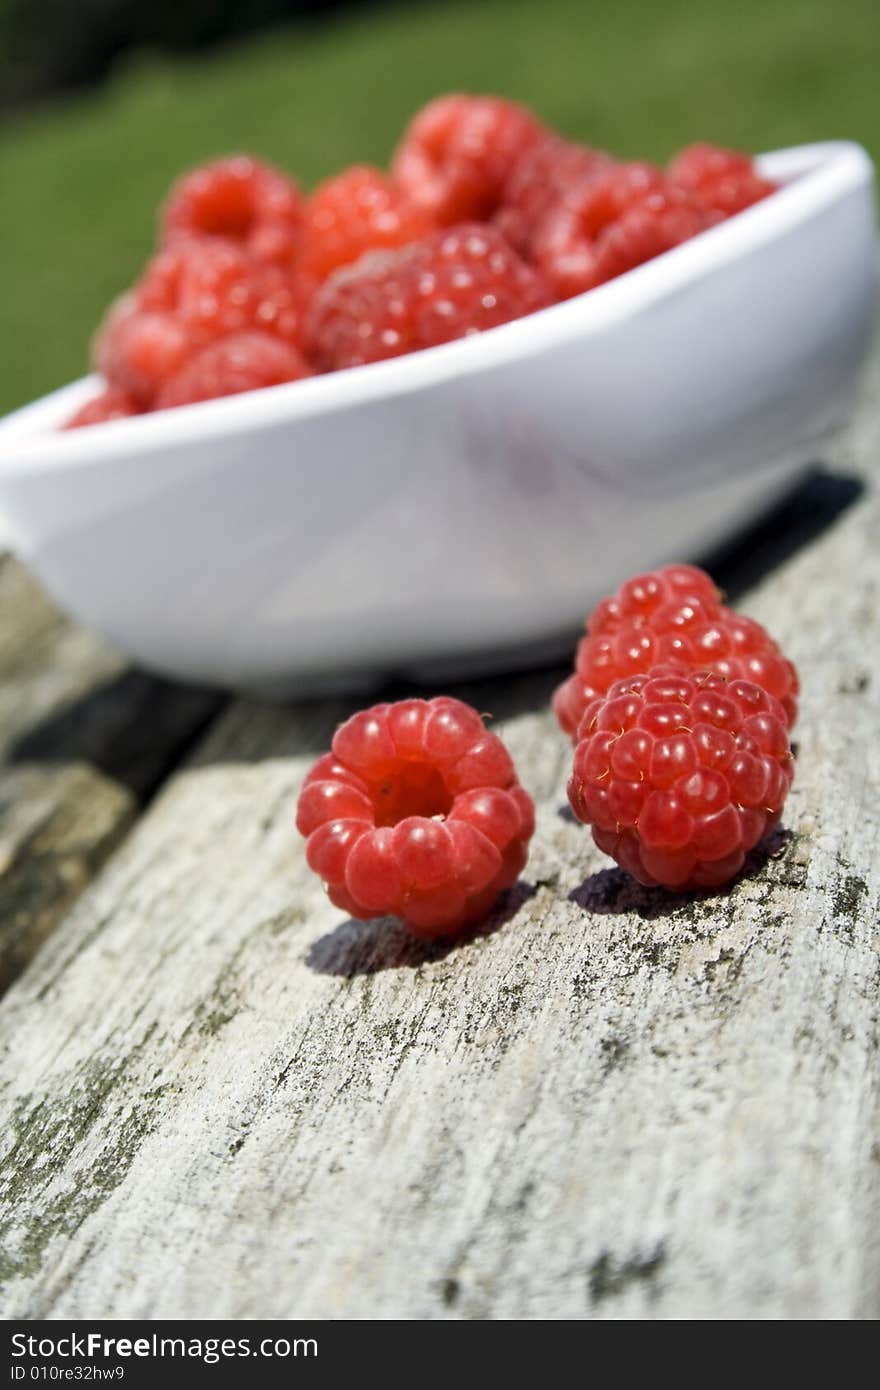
[0,559,222,990]
[0,347,878,1319]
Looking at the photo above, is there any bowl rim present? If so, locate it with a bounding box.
[0,139,873,476]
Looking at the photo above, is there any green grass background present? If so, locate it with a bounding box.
[0,0,877,414]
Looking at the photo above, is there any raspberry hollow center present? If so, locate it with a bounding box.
[369,761,453,826]
[296,696,535,939]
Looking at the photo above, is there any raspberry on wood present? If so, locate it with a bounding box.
[305,222,554,371]
[162,155,305,267]
[553,564,799,740]
[392,93,546,225]
[296,697,535,938]
[567,664,795,890]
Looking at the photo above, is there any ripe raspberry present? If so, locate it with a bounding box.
[95,240,309,406]
[669,143,777,218]
[494,134,611,256]
[93,294,191,405]
[139,239,306,348]
[155,333,310,409]
[64,387,141,429]
[162,155,305,267]
[568,665,795,889]
[300,165,431,283]
[392,94,545,225]
[553,564,799,740]
[306,223,554,371]
[296,696,534,938]
[533,162,714,298]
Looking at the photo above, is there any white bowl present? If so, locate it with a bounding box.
[0,141,875,694]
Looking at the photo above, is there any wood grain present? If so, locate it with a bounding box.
[0,348,878,1319]
[0,559,221,990]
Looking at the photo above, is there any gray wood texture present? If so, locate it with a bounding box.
[0,341,878,1319]
[0,560,221,992]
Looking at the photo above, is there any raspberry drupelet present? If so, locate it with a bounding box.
[296,697,535,937]
[300,165,432,283]
[568,664,795,890]
[392,93,546,225]
[162,155,305,267]
[669,143,777,218]
[553,564,799,741]
[532,162,714,299]
[306,222,553,371]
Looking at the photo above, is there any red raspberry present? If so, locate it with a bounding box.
[95,240,309,405]
[162,155,305,267]
[93,293,190,405]
[155,333,310,409]
[568,664,795,889]
[533,162,714,298]
[494,134,612,256]
[300,165,432,283]
[64,387,141,429]
[553,564,799,740]
[392,94,545,225]
[306,223,553,371]
[296,696,535,938]
[669,143,777,217]
[139,239,306,348]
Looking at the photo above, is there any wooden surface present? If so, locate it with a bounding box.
[0,559,220,993]
[0,341,878,1319]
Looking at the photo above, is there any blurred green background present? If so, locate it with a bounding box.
[0,0,877,415]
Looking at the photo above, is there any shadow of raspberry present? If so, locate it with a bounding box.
[305,879,536,977]
[567,827,798,922]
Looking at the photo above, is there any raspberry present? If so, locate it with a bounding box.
[568,664,795,889]
[155,333,310,409]
[162,155,304,267]
[306,223,554,371]
[300,165,431,283]
[669,143,777,218]
[553,564,799,740]
[93,294,190,405]
[296,696,534,938]
[94,240,309,406]
[494,134,611,255]
[64,387,141,429]
[392,94,545,225]
[140,239,306,348]
[533,163,714,298]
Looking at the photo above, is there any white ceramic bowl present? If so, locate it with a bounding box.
[0,141,875,694]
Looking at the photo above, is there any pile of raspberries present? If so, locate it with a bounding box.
[297,564,798,938]
[67,95,776,427]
